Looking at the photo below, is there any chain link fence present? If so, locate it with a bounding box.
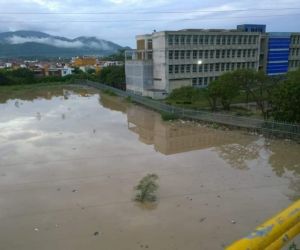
[74,80,300,139]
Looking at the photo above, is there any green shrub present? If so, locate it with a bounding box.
[103,89,117,96]
[161,112,179,121]
[135,174,159,203]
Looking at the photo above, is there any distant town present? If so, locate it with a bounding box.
[0,56,124,78]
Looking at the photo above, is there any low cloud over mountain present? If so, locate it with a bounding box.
[0,31,124,58]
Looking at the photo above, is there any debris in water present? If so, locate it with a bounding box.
[72,189,78,193]
[34,228,39,232]
[57,188,61,191]
[94,231,99,236]
[199,217,207,223]
[231,220,236,224]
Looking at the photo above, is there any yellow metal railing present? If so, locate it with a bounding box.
[226,200,300,250]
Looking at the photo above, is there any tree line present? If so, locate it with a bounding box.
[168,68,300,123]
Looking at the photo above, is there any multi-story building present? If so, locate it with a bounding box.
[125,24,300,99]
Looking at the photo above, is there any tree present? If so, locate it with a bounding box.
[232,69,274,119]
[207,72,240,111]
[272,69,300,123]
[135,174,159,203]
[98,66,125,89]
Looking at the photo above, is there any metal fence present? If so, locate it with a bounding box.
[74,80,300,139]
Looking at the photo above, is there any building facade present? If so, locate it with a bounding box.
[125,24,300,99]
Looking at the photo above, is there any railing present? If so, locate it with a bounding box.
[226,200,300,250]
[74,80,300,139]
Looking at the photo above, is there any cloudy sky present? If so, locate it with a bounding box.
[0,0,300,47]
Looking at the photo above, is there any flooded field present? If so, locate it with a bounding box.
[0,86,299,250]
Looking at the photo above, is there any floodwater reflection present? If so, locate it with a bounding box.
[1,86,300,250]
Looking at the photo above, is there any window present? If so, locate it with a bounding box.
[226,63,230,71]
[232,50,236,58]
[247,49,251,57]
[199,35,203,45]
[186,64,191,73]
[231,63,235,70]
[174,65,179,73]
[169,51,173,60]
[232,36,236,45]
[186,50,191,59]
[210,36,215,44]
[180,51,185,59]
[237,50,241,58]
[180,65,185,73]
[215,63,220,71]
[252,49,256,57]
[193,35,198,45]
[242,50,246,57]
[237,62,241,69]
[192,64,197,72]
[180,35,185,45]
[216,50,220,58]
[192,78,197,86]
[198,64,203,72]
[216,36,221,45]
[210,64,214,72]
[238,36,242,44]
[204,50,209,59]
[251,62,255,68]
[169,65,173,74]
[221,36,226,45]
[186,35,192,44]
[242,62,246,68]
[221,63,225,71]
[175,35,179,45]
[210,50,214,58]
[226,50,231,58]
[204,36,209,45]
[204,64,208,72]
[204,77,208,85]
[175,50,179,59]
[193,50,198,59]
[198,78,203,86]
[199,50,203,58]
[221,50,225,58]
[168,35,173,45]
[226,36,231,45]
[243,36,247,44]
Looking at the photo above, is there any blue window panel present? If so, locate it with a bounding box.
[267,69,288,74]
[268,51,289,56]
[268,55,289,60]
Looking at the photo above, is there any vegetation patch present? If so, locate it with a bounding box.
[135,174,159,203]
[102,89,117,96]
[161,112,179,121]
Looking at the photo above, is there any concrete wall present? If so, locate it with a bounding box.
[125,60,153,95]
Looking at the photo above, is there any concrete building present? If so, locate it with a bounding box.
[125,24,300,99]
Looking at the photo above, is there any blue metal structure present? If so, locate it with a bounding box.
[237,24,266,33]
[267,33,291,75]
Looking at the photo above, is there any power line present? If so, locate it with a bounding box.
[1,7,300,15]
[1,13,300,23]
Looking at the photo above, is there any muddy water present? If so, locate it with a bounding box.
[0,86,299,250]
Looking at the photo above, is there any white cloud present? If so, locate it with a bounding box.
[6,36,85,48]
[23,0,61,11]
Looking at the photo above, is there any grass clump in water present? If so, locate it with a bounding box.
[135,174,159,203]
[103,89,117,96]
[161,112,179,121]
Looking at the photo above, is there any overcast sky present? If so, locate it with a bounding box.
[0,0,300,47]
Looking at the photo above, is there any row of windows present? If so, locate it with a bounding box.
[168,34,258,46]
[289,60,300,67]
[168,49,257,60]
[168,62,256,74]
[192,77,216,86]
[290,48,300,56]
[291,36,300,45]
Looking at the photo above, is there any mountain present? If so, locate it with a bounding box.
[0,30,124,58]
